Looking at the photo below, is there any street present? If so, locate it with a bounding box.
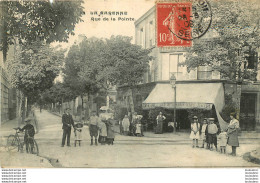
[0,109,259,168]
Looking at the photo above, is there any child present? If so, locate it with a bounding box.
[207,118,218,151]
[18,118,36,153]
[99,118,107,145]
[135,121,142,137]
[200,118,208,148]
[190,116,200,148]
[218,129,228,154]
[74,122,83,147]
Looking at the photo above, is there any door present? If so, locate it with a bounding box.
[240,93,257,131]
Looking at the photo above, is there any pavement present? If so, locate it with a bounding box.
[0,109,259,168]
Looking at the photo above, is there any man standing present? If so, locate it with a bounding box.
[61,108,74,147]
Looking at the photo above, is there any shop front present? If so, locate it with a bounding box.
[142,82,228,131]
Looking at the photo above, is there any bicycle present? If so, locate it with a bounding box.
[6,128,39,156]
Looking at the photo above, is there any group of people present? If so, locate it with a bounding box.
[120,112,143,137]
[61,108,115,147]
[190,112,240,156]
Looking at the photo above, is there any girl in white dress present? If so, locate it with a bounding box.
[190,116,200,148]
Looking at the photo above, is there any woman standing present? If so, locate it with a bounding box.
[227,112,240,156]
[122,115,130,135]
[155,112,166,134]
[106,118,115,145]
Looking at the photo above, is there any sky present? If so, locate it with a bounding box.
[56,0,155,48]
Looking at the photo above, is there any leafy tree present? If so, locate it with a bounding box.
[7,42,65,120]
[78,36,151,90]
[63,36,151,117]
[183,0,260,81]
[0,0,84,60]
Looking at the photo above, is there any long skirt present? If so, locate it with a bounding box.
[227,131,239,147]
[155,122,163,134]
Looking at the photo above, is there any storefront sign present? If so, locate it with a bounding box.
[142,102,212,110]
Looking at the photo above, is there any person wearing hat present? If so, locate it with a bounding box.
[227,112,240,156]
[207,118,218,151]
[200,118,208,148]
[190,116,200,148]
[61,108,75,147]
[19,118,35,153]
[89,111,99,145]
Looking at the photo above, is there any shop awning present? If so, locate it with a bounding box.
[142,83,225,111]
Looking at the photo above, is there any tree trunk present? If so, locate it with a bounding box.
[18,92,23,127]
[21,95,26,124]
[61,98,64,114]
[26,97,31,117]
[81,95,84,122]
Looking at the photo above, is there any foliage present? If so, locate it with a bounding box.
[113,104,128,121]
[0,0,85,59]
[40,82,76,105]
[64,36,151,98]
[7,42,65,103]
[183,0,260,81]
[219,94,236,122]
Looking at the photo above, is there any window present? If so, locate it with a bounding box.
[140,28,145,48]
[161,53,185,80]
[149,21,155,47]
[169,54,184,79]
[197,66,212,80]
[246,51,258,69]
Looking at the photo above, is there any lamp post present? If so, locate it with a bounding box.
[170,73,177,133]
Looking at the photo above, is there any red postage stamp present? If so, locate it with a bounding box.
[157,0,212,47]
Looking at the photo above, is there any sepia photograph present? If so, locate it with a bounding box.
[0,0,260,170]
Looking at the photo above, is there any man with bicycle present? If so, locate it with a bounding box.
[18,118,36,153]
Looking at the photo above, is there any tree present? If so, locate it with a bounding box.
[39,82,76,113]
[182,0,260,119]
[7,42,65,121]
[183,0,260,81]
[0,0,84,60]
[63,35,151,117]
[78,36,151,90]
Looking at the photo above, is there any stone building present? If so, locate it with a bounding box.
[117,6,260,131]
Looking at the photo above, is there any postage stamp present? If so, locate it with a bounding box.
[156,0,212,47]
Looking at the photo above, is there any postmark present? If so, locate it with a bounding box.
[156,0,212,47]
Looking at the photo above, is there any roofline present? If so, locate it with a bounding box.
[134,6,155,27]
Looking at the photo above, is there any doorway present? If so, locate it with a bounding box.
[240,93,257,131]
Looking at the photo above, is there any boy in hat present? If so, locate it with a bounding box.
[200,118,208,148]
[207,118,218,151]
[89,111,99,146]
[19,118,35,153]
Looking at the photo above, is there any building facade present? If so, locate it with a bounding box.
[117,6,260,131]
